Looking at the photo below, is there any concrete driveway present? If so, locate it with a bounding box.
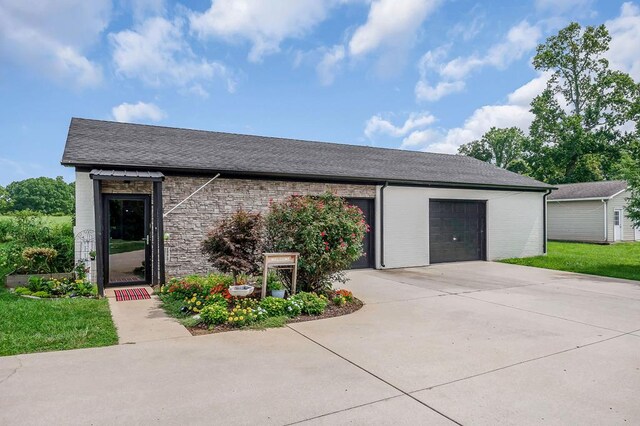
[1,262,639,425]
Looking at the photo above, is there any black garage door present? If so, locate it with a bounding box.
[346,198,375,269]
[429,200,486,263]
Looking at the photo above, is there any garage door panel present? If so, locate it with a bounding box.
[429,200,486,264]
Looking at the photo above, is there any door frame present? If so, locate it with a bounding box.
[613,208,623,241]
[345,197,376,269]
[428,199,487,263]
[102,193,152,286]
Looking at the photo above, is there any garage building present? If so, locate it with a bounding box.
[61,118,553,295]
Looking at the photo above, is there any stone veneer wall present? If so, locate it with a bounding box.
[162,176,376,277]
[102,181,152,194]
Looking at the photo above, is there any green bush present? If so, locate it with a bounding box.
[0,213,73,275]
[26,275,95,298]
[266,193,368,293]
[31,291,51,298]
[290,292,328,315]
[259,296,288,316]
[14,287,32,296]
[259,296,303,318]
[200,303,229,325]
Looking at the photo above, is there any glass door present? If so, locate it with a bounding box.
[105,195,151,285]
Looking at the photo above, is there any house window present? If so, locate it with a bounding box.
[614,210,621,226]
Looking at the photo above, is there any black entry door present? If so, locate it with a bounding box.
[429,200,486,263]
[346,198,375,269]
[103,195,151,285]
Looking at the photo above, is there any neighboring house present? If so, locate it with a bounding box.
[548,180,639,243]
[61,118,553,295]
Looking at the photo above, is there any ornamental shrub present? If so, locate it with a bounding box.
[201,210,264,283]
[290,292,328,315]
[200,303,229,325]
[266,192,368,292]
[259,296,288,316]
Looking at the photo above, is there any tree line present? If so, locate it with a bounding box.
[0,177,74,215]
[457,22,640,226]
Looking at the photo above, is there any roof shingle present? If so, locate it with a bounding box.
[548,180,628,200]
[61,118,552,190]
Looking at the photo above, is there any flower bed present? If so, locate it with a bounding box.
[157,274,363,335]
[11,263,97,299]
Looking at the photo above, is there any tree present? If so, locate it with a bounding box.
[0,185,11,213]
[201,210,264,284]
[458,127,529,172]
[6,177,74,215]
[618,150,640,228]
[527,22,639,183]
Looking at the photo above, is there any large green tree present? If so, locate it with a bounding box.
[527,22,639,184]
[0,185,11,213]
[6,177,74,215]
[458,127,529,173]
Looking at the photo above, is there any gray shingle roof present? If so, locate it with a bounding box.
[548,180,628,200]
[61,118,552,190]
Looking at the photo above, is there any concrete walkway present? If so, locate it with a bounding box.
[1,262,639,425]
[105,286,191,344]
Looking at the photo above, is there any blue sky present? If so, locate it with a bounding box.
[1,0,638,185]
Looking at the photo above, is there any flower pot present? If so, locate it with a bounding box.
[271,289,286,298]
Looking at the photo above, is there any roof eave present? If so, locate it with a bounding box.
[61,160,554,192]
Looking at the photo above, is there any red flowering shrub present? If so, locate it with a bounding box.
[201,210,264,283]
[266,192,368,293]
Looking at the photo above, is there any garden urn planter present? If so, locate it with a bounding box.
[229,285,255,297]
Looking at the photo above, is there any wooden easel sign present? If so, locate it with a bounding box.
[261,252,300,298]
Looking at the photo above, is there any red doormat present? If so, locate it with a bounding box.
[114,288,151,301]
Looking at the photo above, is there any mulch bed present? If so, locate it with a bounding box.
[186,298,364,336]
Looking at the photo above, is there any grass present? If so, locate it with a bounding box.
[248,315,288,330]
[0,215,72,227]
[0,287,118,357]
[501,241,640,281]
[109,239,145,254]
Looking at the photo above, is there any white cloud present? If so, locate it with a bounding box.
[535,0,593,13]
[369,73,549,153]
[110,17,234,96]
[415,80,465,101]
[348,0,440,57]
[441,21,542,79]
[190,0,333,62]
[125,0,166,21]
[317,45,346,86]
[606,2,640,80]
[364,111,436,139]
[112,101,167,123]
[416,21,542,102]
[0,0,109,87]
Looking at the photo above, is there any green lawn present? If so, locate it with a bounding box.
[501,241,640,281]
[0,287,118,357]
[109,239,145,254]
[0,215,72,227]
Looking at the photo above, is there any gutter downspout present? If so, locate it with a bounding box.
[380,182,388,268]
[602,199,608,242]
[543,189,551,254]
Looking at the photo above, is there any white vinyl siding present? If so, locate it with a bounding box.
[607,190,635,241]
[377,186,544,268]
[547,200,605,242]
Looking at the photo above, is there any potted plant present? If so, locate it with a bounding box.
[268,278,286,298]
